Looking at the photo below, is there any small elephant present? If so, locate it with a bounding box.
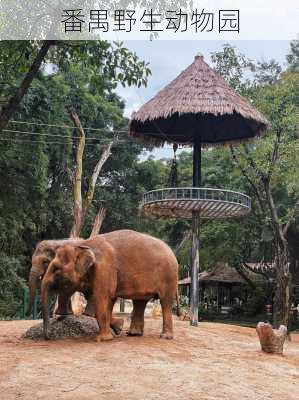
[41,230,179,341]
[28,238,125,336]
[28,239,85,316]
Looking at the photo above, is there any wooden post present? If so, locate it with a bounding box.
[191,211,200,325]
[228,285,232,305]
[120,298,125,312]
[216,283,220,311]
[23,288,28,319]
[190,134,201,326]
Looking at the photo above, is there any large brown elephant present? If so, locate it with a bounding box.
[41,230,179,341]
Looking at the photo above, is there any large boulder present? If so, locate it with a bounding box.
[23,315,99,340]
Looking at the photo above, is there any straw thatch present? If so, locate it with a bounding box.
[129,55,270,146]
[179,263,246,285]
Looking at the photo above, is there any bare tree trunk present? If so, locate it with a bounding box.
[0,41,54,132]
[83,143,112,216]
[69,110,85,238]
[263,181,293,329]
[66,111,112,315]
[69,110,112,238]
[273,247,292,328]
[89,207,106,238]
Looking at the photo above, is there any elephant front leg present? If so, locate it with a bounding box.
[128,300,147,336]
[55,294,73,316]
[111,317,124,336]
[94,297,114,342]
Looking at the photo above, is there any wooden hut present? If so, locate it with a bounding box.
[179,263,247,312]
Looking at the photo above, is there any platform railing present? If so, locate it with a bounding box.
[142,187,251,209]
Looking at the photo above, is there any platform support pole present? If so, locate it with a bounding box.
[190,135,201,326]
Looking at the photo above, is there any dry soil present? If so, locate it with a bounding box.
[0,317,298,400]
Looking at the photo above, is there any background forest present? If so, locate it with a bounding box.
[0,40,298,320]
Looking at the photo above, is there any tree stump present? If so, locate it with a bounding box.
[71,292,87,316]
[256,322,288,354]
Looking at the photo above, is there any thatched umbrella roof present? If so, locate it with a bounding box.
[129,55,269,146]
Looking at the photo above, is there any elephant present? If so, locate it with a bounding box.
[28,238,123,335]
[41,229,179,341]
[28,239,86,316]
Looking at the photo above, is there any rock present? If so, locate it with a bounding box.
[23,315,99,340]
[256,322,288,354]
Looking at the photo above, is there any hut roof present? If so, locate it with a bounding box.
[129,55,270,146]
[178,263,246,285]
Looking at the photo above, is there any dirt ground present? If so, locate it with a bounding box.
[0,317,298,400]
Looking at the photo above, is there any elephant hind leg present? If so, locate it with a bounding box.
[85,298,124,335]
[128,300,147,336]
[160,297,174,340]
[83,298,95,316]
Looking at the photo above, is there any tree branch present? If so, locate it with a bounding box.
[266,130,282,181]
[174,231,191,256]
[230,145,266,214]
[263,178,287,247]
[82,142,112,216]
[283,199,299,236]
[232,262,257,289]
[242,261,274,280]
[0,41,55,132]
[89,207,106,238]
[243,144,266,181]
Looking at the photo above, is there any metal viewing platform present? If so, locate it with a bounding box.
[140,187,251,219]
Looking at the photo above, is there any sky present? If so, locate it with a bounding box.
[117,40,292,159]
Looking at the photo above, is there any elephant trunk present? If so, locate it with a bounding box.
[41,280,51,340]
[27,268,43,316]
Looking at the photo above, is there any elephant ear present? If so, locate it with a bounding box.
[74,246,96,276]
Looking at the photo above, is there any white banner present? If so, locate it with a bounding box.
[0,0,298,40]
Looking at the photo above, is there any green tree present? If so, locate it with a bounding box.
[0,40,151,131]
[211,44,299,327]
[0,57,150,316]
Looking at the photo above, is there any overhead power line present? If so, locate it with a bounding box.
[0,136,176,149]
[2,128,121,142]
[0,137,103,146]
[10,120,128,133]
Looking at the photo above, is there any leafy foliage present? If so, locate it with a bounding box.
[0,40,298,321]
